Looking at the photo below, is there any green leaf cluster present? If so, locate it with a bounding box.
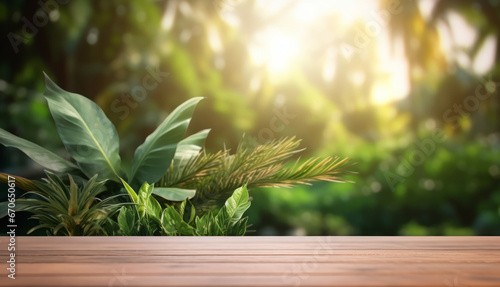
[112,185,251,236]
[0,73,204,202]
[17,172,120,236]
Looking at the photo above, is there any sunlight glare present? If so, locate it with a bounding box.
[267,33,299,73]
[473,36,497,75]
[417,0,437,21]
[250,30,300,74]
[249,0,379,77]
[373,36,409,105]
[291,0,378,25]
[248,0,410,101]
[323,47,337,82]
[447,12,477,49]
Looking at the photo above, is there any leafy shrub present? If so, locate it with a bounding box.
[0,74,351,236]
[248,138,500,235]
[15,172,119,236]
[110,185,251,236]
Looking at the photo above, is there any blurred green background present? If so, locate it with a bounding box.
[1,0,499,235]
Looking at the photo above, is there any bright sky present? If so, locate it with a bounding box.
[219,0,497,105]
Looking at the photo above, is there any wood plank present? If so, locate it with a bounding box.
[3,275,499,287]
[12,254,500,264]
[12,249,500,256]
[4,262,498,276]
[3,236,500,251]
[2,237,499,286]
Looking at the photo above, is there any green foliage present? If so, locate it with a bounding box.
[0,128,78,173]
[161,204,197,236]
[0,173,41,219]
[153,187,196,202]
[0,75,206,202]
[159,137,353,211]
[120,179,162,221]
[0,173,40,193]
[173,129,211,168]
[196,185,251,236]
[113,185,251,236]
[129,97,204,187]
[43,73,123,181]
[111,179,194,236]
[18,172,119,236]
[248,139,500,236]
[162,185,251,236]
[113,206,158,236]
[117,206,137,235]
[0,75,352,236]
[2,0,500,237]
[224,184,251,226]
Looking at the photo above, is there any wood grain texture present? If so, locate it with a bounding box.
[1,237,499,286]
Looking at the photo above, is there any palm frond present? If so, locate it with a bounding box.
[254,156,354,188]
[159,137,353,212]
[158,150,224,187]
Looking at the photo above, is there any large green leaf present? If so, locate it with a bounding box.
[137,182,154,211]
[120,179,162,221]
[43,73,122,181]
[193,186,251,236]
[174,129,210,165]
[153,187,196,202]
[0,129,78,173]
[145,196,162,222]
[179,200,196,225]
[160,205,196,236]
[224,185,251,226]
[117,206,136,235]
[120,178,138,203]
[137,182,162,221]
[228,217,248,236]
[129,97,203,187]
[195,209,216,235]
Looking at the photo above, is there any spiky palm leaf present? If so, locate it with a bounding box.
[19,172,122,236]
[0,172,40,192]
[159,137,353,211]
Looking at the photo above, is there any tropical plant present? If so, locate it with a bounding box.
[0,73,206,202]
[1,74,352,210]
[158,137,353,211]
[14,172,120,236]
[111,184,251,236]
[193,185,251,236]
[0,74,352,236]
[110,206,159,236]
[109,180,163,235]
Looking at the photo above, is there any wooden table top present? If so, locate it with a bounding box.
[1,236,499,286]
